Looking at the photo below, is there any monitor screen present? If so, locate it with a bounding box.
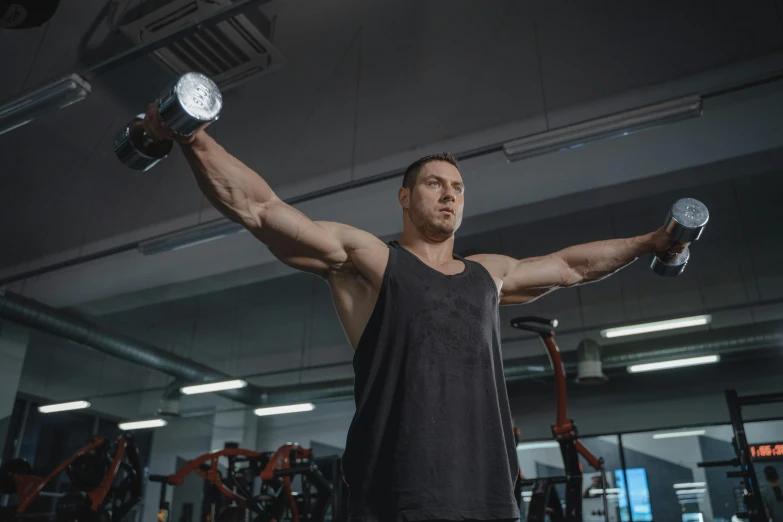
[614,468,653,522]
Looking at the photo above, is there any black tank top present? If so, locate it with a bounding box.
[341,241,520,521]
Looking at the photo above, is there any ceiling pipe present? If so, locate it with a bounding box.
[3,286,781,411]
[0,289,264,406]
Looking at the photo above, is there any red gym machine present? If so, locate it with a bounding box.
[0,433,142,522]
[150,442,342,522]
[510,316,609,522]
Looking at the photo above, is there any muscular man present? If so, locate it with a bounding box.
[143,107,677,522]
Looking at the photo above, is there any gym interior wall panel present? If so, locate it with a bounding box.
[732,170,783,300]
[532,0,783,113]
[352,0,545,167]
[0,324,28,461]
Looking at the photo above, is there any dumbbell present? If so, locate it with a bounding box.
[650,197,709,277]
[114,72,223,171]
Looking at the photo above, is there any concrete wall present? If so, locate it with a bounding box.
[0,323,28,465]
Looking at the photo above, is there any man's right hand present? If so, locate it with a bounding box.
[142,102,197,144]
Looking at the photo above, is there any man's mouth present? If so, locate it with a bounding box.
[439,208,455,215]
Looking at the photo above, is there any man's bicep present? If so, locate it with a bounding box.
[249,199,349,275]
[472,253,574,305]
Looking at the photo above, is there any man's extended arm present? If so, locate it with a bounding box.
[471,228,673,305]
[178,132,353,276]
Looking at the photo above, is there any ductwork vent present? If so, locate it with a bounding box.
[119,0,285,91]
[575,338,607,385]
[157,381,183,417]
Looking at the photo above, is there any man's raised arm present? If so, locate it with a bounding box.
[471,228,675,305]
[143,105,353,277]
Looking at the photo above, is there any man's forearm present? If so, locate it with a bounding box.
[180,132,277,227]
[555,229,666,284]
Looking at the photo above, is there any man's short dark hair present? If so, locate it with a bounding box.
[402,152,459,190]
[764,465,779,482]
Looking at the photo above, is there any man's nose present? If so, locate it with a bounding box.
[441,190,456,202]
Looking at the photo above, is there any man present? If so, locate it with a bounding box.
[143,106,680,521]
[763,465,783,521]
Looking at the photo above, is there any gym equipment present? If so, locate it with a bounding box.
[650,197,709,277]
[510,316,610,522]
[150,441,344,522]
[113,72,223,171]
[697,389,783,522]
[0,432,142,522]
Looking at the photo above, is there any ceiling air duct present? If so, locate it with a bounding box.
[118,0,286,92]
[575,338,608,385]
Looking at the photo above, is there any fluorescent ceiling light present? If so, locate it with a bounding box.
[601,315,711,338]
[138,220,245,255]
[119,418,168,430]
[674,482,706,489]
[628,355,719,374]
[516,441,560,450]
[652,429,706,439]
[254,403,315,417]
[503,95,702,162]
[589,488,621,495]
[677,488,707,495]
[38,400,91,413]
[180,379,247,395]
[0,74,91,136]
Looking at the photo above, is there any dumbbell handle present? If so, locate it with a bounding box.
[656,241,689,263]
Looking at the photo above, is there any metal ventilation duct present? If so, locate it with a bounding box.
[118,0,285,91]
[3,286,780,410]
[0,290,264,406]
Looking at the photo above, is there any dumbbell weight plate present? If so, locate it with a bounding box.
[113,114,174,172]
[158,72,222,137]
[665,198,709,243]
[650,245,690,277]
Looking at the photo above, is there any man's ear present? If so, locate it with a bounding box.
[398,187,410,209]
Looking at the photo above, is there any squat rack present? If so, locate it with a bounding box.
[698,389,783,522]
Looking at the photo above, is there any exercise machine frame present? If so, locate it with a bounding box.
[150,442,337,522]
[697,388,783,522]
[510,316,609,522]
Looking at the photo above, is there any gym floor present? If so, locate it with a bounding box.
[1,2,783,522]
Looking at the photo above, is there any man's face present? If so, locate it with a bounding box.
[403,161,464,240]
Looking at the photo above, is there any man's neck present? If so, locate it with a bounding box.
[397,231,455,265]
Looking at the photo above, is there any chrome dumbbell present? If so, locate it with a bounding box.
[650,198,709,277]
[114,72,223,171]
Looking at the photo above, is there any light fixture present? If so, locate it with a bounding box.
[38,400,91,413]
[674,482,707,489]
[677,488,707,495]
[254,403,315,417]
[589,488,621,495]
[601,315,711,339]
[0,74,91,136]
[118,418,168,430]
[652,429,706,440]
[502,95,702,162]
[628,355,719,374]
[516,441,560,450]
[138,220,245,255]
[180,379,248,395]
